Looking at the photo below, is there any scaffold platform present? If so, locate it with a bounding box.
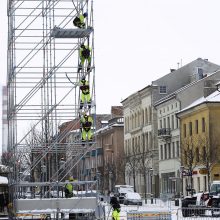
[51,27,93,38]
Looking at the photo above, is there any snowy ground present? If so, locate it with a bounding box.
[3,197,220,219]
[104,199,220,220]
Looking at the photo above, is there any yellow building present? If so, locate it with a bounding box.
[177,91,220,195]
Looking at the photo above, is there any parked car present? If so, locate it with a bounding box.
[113,185,134,204]
[123,192,142,206]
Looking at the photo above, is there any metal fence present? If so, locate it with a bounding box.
[177,207,220,220]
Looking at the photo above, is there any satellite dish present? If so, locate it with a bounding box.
[95,205,104,219]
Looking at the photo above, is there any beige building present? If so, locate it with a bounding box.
[177,90,220,195]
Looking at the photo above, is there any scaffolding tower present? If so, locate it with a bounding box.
[7,0,97,216]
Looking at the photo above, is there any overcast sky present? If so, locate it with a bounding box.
[1,0,220,116]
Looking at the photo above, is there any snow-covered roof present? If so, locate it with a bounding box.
[179,90,220,113]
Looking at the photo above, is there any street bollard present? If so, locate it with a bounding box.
[151,194,153,204]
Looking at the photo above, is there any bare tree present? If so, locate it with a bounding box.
[138,148,153,199]
[198,134,220,192]
[125,145,139,192]
[181,135,200,195]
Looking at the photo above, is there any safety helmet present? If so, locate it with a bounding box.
[69,177,74,181]
[83,12,88,17]
[81,75,85,80]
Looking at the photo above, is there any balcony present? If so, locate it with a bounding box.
[158,128,171,139]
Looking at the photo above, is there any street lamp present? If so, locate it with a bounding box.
[180,166,184,197]
[96,171,101,190]
[149,168,154,204]
[109,171,113,192]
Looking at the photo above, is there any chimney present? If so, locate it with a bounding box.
[111,106,123,118]
[203,80,217,97]
[170,69,176,72]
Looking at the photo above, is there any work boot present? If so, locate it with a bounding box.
[78,64,82,73]
[80,102,83,109]
[87,101,91,109]
[87,64,91,72]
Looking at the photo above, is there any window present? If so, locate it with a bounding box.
[176,117,179,128]
[164,144,167,159]
[171,115,174,130]
[160,120,162,129]
[163,118,166,128]
[176,141,180,157]
[168,143,171,159]
[202,117,205,132]
[195,120,198,134]
[167,116,170,129]
[172,142,175,158]
[204,176,207,191]
[159,86,167,94]
[160,145,163,160]
[183,124,186,137]
[189,122,192,136]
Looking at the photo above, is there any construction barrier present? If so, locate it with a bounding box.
[127,211,172,220]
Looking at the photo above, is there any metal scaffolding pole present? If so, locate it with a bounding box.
[7,0,96,214]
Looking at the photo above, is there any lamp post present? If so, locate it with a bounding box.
[109,171,113,192]
[41,164,46,196]
[96,171,101,191]
[180,166,184,197]
[149,168,154,204]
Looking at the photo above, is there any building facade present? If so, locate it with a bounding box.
[154,70,220,196]
[122,58,220,197]
[177,90,220,196]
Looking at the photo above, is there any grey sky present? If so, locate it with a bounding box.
[1,0,220,116]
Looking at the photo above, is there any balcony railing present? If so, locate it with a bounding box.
[158,128,171,138]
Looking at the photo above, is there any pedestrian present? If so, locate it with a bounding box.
[110,196,121,220]
[64,177,74,198]
[80,113,93,143]
[79,75,91,109]
[78,44,92,73]
[73,12,88,29]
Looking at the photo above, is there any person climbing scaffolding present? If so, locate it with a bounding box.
[78,44,92,73]
[73,12,88,29]
[79,75,91,109]
[64,177,74,198]
[80,112,93,143]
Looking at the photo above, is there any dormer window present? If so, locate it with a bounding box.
[159,86,167,94]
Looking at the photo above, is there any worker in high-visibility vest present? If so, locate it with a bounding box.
[73,12,88,29]
[79,75,91,109]
[80,113,93,142]
[110,196,121,220]
[64,177,74,198]
[78,44,92,73]
[112,208,120,220]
